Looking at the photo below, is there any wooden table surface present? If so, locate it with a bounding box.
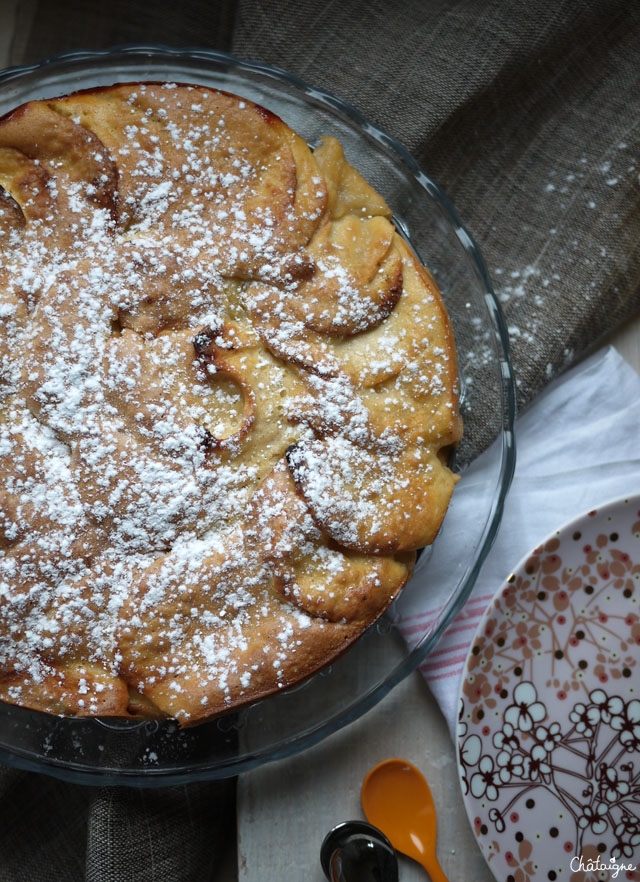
[0,6,637,879]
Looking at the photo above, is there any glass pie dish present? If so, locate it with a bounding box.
[0,46,516,786]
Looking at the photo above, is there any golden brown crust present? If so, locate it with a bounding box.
[0,83,460,723]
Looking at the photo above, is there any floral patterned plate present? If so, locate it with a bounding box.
[457,495,640,882]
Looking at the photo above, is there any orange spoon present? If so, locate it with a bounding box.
[361,758,450,882]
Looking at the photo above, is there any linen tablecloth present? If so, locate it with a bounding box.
[1,1,639,879]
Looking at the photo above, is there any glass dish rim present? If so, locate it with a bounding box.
[0,44,517,786]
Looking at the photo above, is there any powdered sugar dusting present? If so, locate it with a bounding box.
[0,84,459,722]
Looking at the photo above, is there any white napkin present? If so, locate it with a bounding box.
[393,345,640,737]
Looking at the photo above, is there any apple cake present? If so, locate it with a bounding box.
[0,83,461,724]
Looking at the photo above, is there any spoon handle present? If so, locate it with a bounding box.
[422,854,450,882]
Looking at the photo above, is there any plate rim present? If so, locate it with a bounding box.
[455,491,640,881]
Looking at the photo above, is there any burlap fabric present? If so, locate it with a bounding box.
[1,0,639,879]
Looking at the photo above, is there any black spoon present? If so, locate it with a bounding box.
[320,820,399,882]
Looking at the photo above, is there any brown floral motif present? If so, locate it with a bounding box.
[468,635,495,674]
[504,838,536,882]
[513,620,543,659]
[463,671,492,704]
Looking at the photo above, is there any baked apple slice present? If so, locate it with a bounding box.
[287,437,458,554]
